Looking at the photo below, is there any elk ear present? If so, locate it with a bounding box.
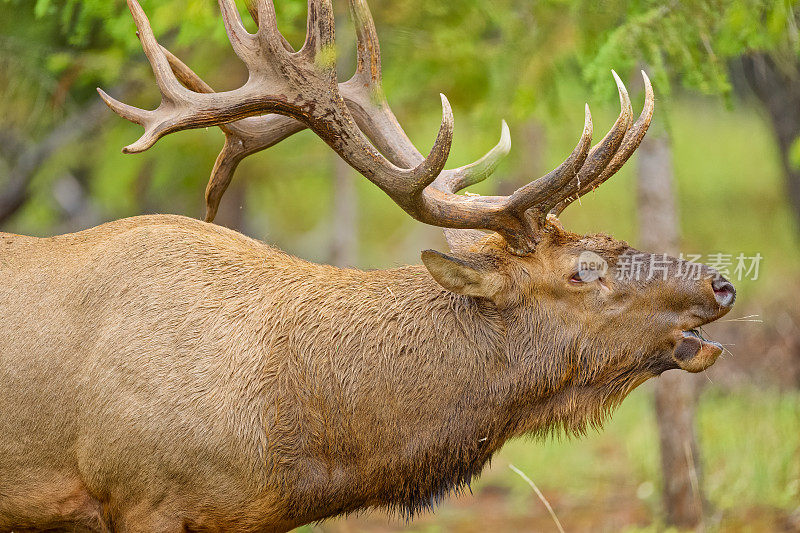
[443,229,491,254]
[421,249,504,299]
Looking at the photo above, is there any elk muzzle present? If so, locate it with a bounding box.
[672,274,736,373]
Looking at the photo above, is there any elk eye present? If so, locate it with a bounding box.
[570,270,588,283]
[570,269,600,283]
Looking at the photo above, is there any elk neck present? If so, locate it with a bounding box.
[245,256,613,519]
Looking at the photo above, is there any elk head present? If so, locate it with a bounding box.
[423,226,734,432]
[99,0,735,423]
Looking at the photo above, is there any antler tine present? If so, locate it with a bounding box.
[254,0,295,57]
[301,0,336,57]
[217,0,259,62]
[242,0,295,53]
[96,88,148,127]
[598,71,654,183]
[244,0,259,26]
[339,0,423,169]
[404,94,455,194]
[97,0,193,153]
[126,0,185,101]
[351,0,382,84]
[205,138,250,222]
[550,71,654,215]
[550,71,655,216]
[432,120,512,194]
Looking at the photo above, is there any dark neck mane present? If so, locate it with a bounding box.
[252,261,637,521]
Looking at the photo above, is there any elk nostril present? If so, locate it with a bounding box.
[711,277,736,307]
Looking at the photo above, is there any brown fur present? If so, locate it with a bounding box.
[0,214,730,531]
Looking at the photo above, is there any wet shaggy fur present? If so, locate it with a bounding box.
[0,214,727,532]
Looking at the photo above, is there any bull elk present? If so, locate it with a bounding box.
[0,0,736,531]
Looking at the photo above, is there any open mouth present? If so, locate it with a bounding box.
[673,328,723,373]
[682,328,722,349]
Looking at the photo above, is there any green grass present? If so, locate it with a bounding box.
[480,384,800,529]
[699,387,800,510]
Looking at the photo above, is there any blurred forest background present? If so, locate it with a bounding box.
[1,0,799,531]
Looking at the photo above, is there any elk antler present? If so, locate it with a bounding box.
[100,0,654,255]
[98,0,454,208]
[151,0,511,223]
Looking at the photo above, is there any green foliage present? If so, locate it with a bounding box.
[376,0,578,121]
[699,388,800,510]
[576,0,800,102]
[10,0,797,136]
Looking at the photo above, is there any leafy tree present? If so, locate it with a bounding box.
[573,0,800,227]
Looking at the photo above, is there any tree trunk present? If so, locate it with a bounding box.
[739,53,800,230]
[329,154,358,267]
[637,134,704,529]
